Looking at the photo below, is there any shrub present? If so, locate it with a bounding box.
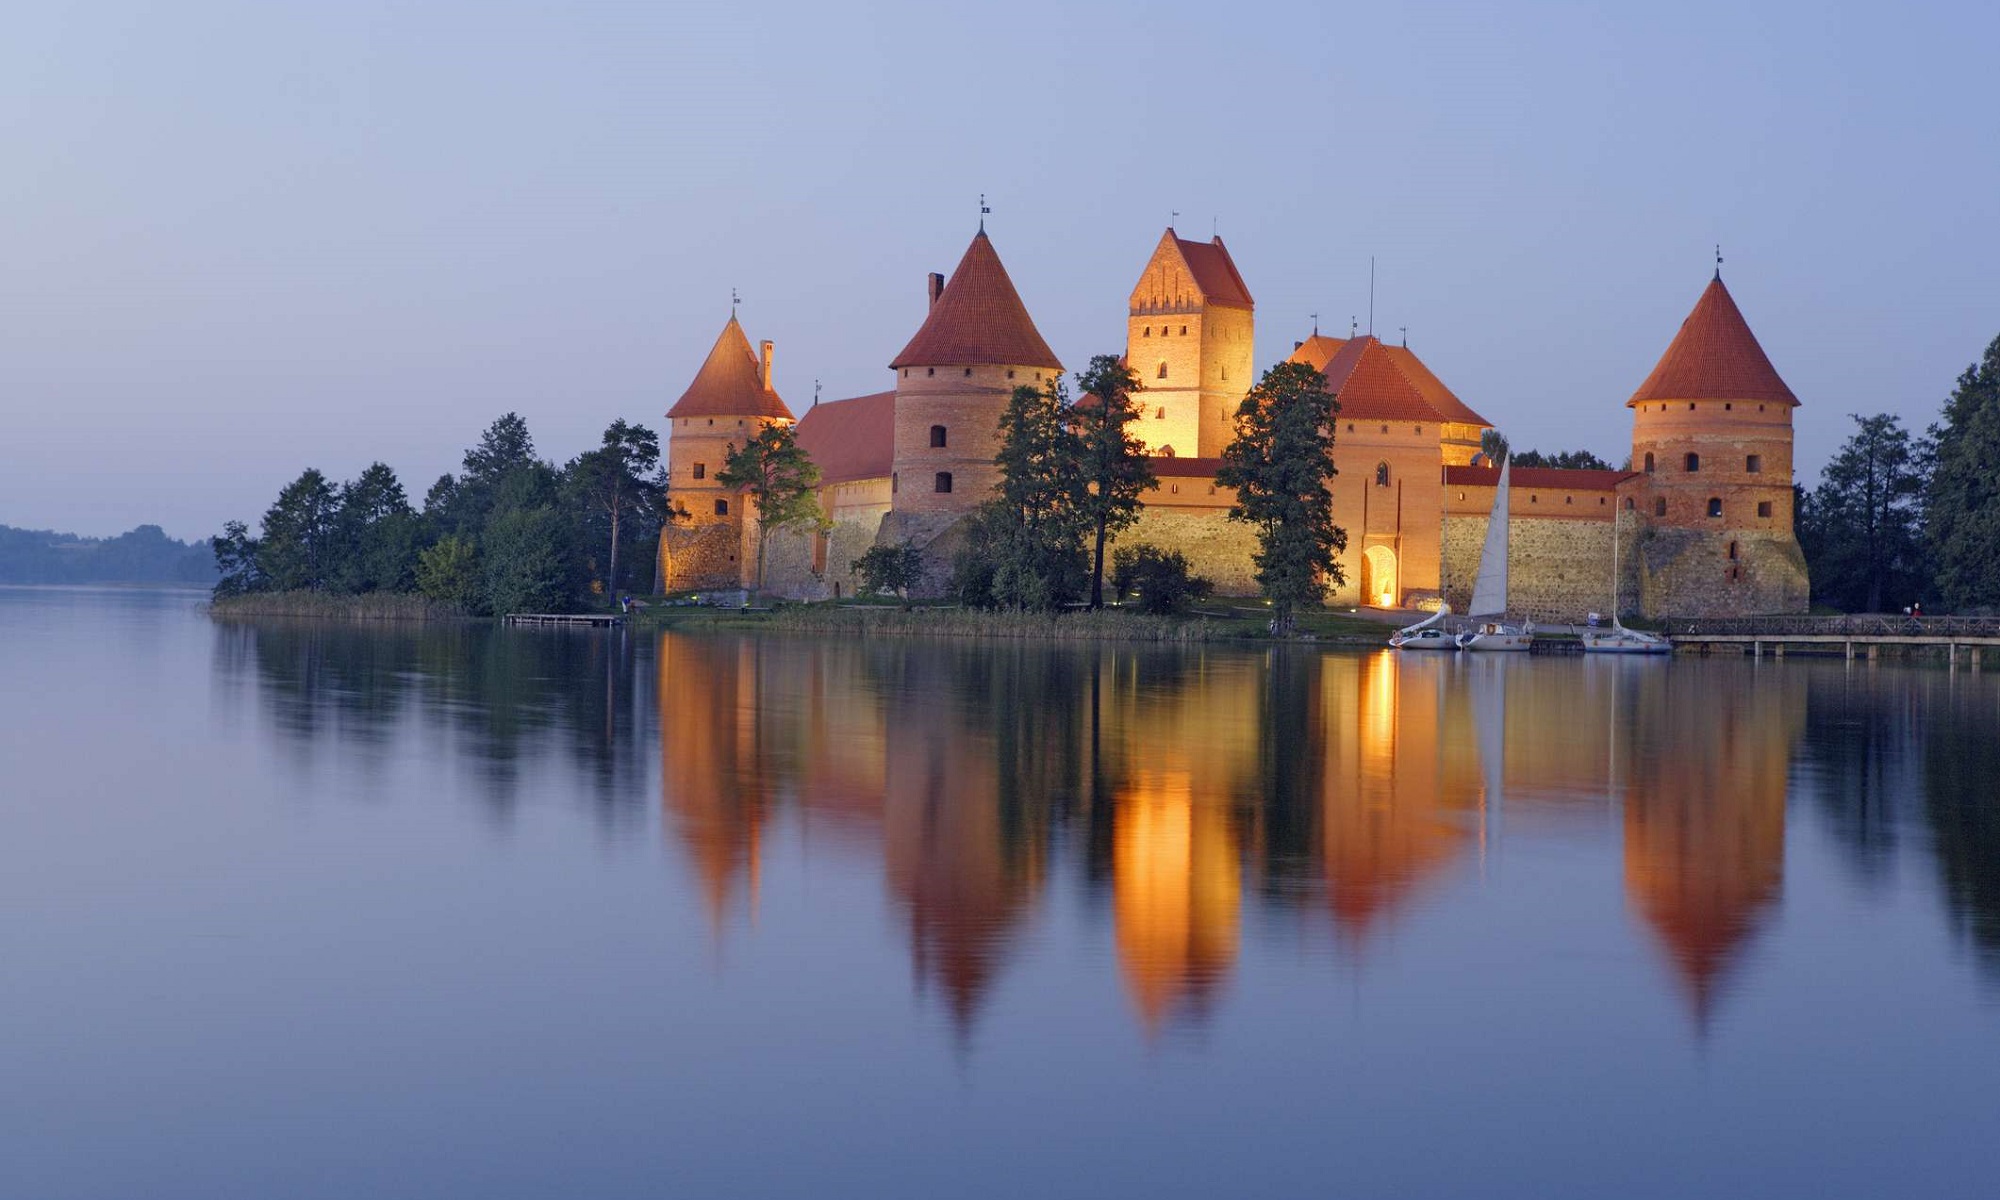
[851,541,925,598]
[1111,544,1214,614]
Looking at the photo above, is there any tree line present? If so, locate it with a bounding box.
[212,414,667,614]
[0,523,216,585]
[1798,333,2000,613]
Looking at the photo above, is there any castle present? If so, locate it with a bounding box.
[659,225,1810,619]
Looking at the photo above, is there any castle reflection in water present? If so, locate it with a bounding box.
[218,619,2000,1040]
[657,638,1810,1035]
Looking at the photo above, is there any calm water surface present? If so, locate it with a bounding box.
[3,586,1998,1199]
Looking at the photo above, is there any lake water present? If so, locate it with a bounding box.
[3,586,1998,1199]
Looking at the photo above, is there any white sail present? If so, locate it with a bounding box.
[1466,459,1511,617]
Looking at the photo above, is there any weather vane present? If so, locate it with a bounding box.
[1351,316,1358,338]
[1310,312,1319,335]
[1399,325,1409,347]
[979,193,990,232]
[814,379,822,408]
[1715,244,1724,278]
[1171,209,1180,229]
[730,287,739,315]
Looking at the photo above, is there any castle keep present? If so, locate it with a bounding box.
[662,226,1810,619]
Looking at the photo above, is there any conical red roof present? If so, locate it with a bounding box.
[1628,276,1798,407]
[890,231,1062,371]
[666,316,794,421]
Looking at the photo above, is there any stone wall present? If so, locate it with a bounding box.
[1442,514,1619,623]
[759,515,890,601]
[1637,526,1810,619]
[1112,507,1260,597]
[658,520,744,593]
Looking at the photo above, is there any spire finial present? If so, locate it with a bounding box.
[1351,316,1358,338]
[730,287,740,316]
[1170,209,1179,231]
[813,379,821,409]
[1310,312,1319,336]
[1715,243,1723,280]
[979,193,990,233]
[1399,325,1408,348]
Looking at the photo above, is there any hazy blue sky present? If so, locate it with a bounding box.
[3,0,1994,540]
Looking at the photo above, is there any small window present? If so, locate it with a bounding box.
[1170,484,1180,494]
[692,462,706,480]
[892,472,898,493]
[1142,327,1151,337]
[1415,426,1422,436]
[1599,497,1606,505]
[1007,370,1015,379]
[714,499,729,516]
[1160,445,1176,457]
[1758,404,1766,412]
[934,472,953,494]
[963,367,972,377]
[1348,423,1356,433]
[1375,462,1390,486]
[930,424,947,448]
[1746,454,1762,473]
[1157,362,1168,379]
[1624,497,1635,510]
[1531,494,1539,504]
[1725,403,1733,411]
[927,367,935,377]
[1644,452,1655,473]
[1180,325,1188,335]
[1685,452,1700,472]
[1728,541,1739,560]
[1380,425,1388,434]
[708,418,715,426]
[1758,500,1773,518]
[1565,495,1573,505]
[1458,491,1466,501]
[1655,498,1668,517]
[1156,407,1166,419]
[1688,402,1696,410]
[1707,498,1723,518]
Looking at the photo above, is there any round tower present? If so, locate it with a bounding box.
[662,315,794,590]
[887,229,1063,518]
[1625,273,1809,616]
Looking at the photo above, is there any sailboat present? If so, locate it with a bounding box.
[1583,513,1671,655]
[1457,457,1533,652]
[1391,471,1459,651]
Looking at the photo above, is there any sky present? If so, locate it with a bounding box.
[2,0,1995,541]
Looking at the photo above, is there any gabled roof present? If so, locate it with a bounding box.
[794,391,896,485]
[667,316,794,421]
[1628,276,1798,407]
[890,231,1062,370]
[1289,334,1490,427]
[1128,228,1254,312]
[1445,464,1634,492]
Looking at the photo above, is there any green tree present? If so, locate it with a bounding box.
[1480,428,1509,464]
[1216,361,1346,635]
[565,420,664,602]
[1798,414,1930,612]
[1510,448,1615,471]
[1110,544,1213,614]
[1073,355,1156,609]
[716,423,821,597]
[965,378,1092,611]
[334,462,418,593]
[257,468,343,591]
[415,534,481,611]
[432,413,541,539]
[852,542,925,598]
[481,506,575,615]
[1926,334,2000,611]
[210,520,264,597]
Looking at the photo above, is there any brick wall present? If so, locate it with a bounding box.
[1442,515,1619,622]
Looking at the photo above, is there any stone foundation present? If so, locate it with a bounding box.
[1637,527,1809,619]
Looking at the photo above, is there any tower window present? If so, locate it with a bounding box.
[1644,452,1655,473]
[1161,445,1176,457]
[930,424,947,448]
[714,499,729,516]
[934,472,953,494]
[1415,426,1422,436]
[1758,501,1773,518]
[1180,325,1188,335]
[1746,454,1762,473]
[1688,402,1696,410]
[927,367,935,377]
[892,472,898,493]
[1007,370,1015,379]
[1143,327,1151,337]
[1685,452,1700,472]
[1655,498,1668,517]
[1729,540,1739,560]
[692,462,706,480]
[1375,462,1390,486]
[1624,497,1635,510]
[1725,403,1733,411]
[1707,498,1723,518]
[964,367,972,377]
[1156,407,1166,419]
[1157,362,1168,379]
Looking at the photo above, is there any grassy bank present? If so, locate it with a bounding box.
[636,601,1394,644]
[207,591,468,622]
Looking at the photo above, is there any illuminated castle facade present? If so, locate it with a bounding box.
[661,226,1810,618]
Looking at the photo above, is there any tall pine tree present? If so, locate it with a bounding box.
[1073,355,1156,609]
[1927,334,2000,610]
[1216,361,1346,634]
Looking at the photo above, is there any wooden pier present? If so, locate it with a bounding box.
[1664,615,2000,663]
[503,612,625,628]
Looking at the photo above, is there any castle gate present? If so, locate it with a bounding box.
[1361,544,1399,608]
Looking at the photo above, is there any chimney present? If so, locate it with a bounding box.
[759,340,774,388]
[1294,340,1304,350]
[927,272,945,309]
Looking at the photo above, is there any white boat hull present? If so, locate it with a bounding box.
[1582,634,1671,655]
[1391,629,1460,651]
[1459,632,1531,652]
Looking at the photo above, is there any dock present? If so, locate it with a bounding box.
[503,612,625,628]
[1665,615,2000,663]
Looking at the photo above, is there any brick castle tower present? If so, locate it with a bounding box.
[1624,272,1810,616]
[661,314,795,590]
[1125,228,1255,458]
[885,228,1062,527]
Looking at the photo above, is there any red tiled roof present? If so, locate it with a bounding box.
[1176,235,1253,309]
[1289,333,1348,371]
[1628,276,1798,407]
[1150,455,1224,479]
[794,391,895,485]
[666,316,794,421]
[890,231,1062,370]
[1382,345,1491,427]
[1444,464,1635,491]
